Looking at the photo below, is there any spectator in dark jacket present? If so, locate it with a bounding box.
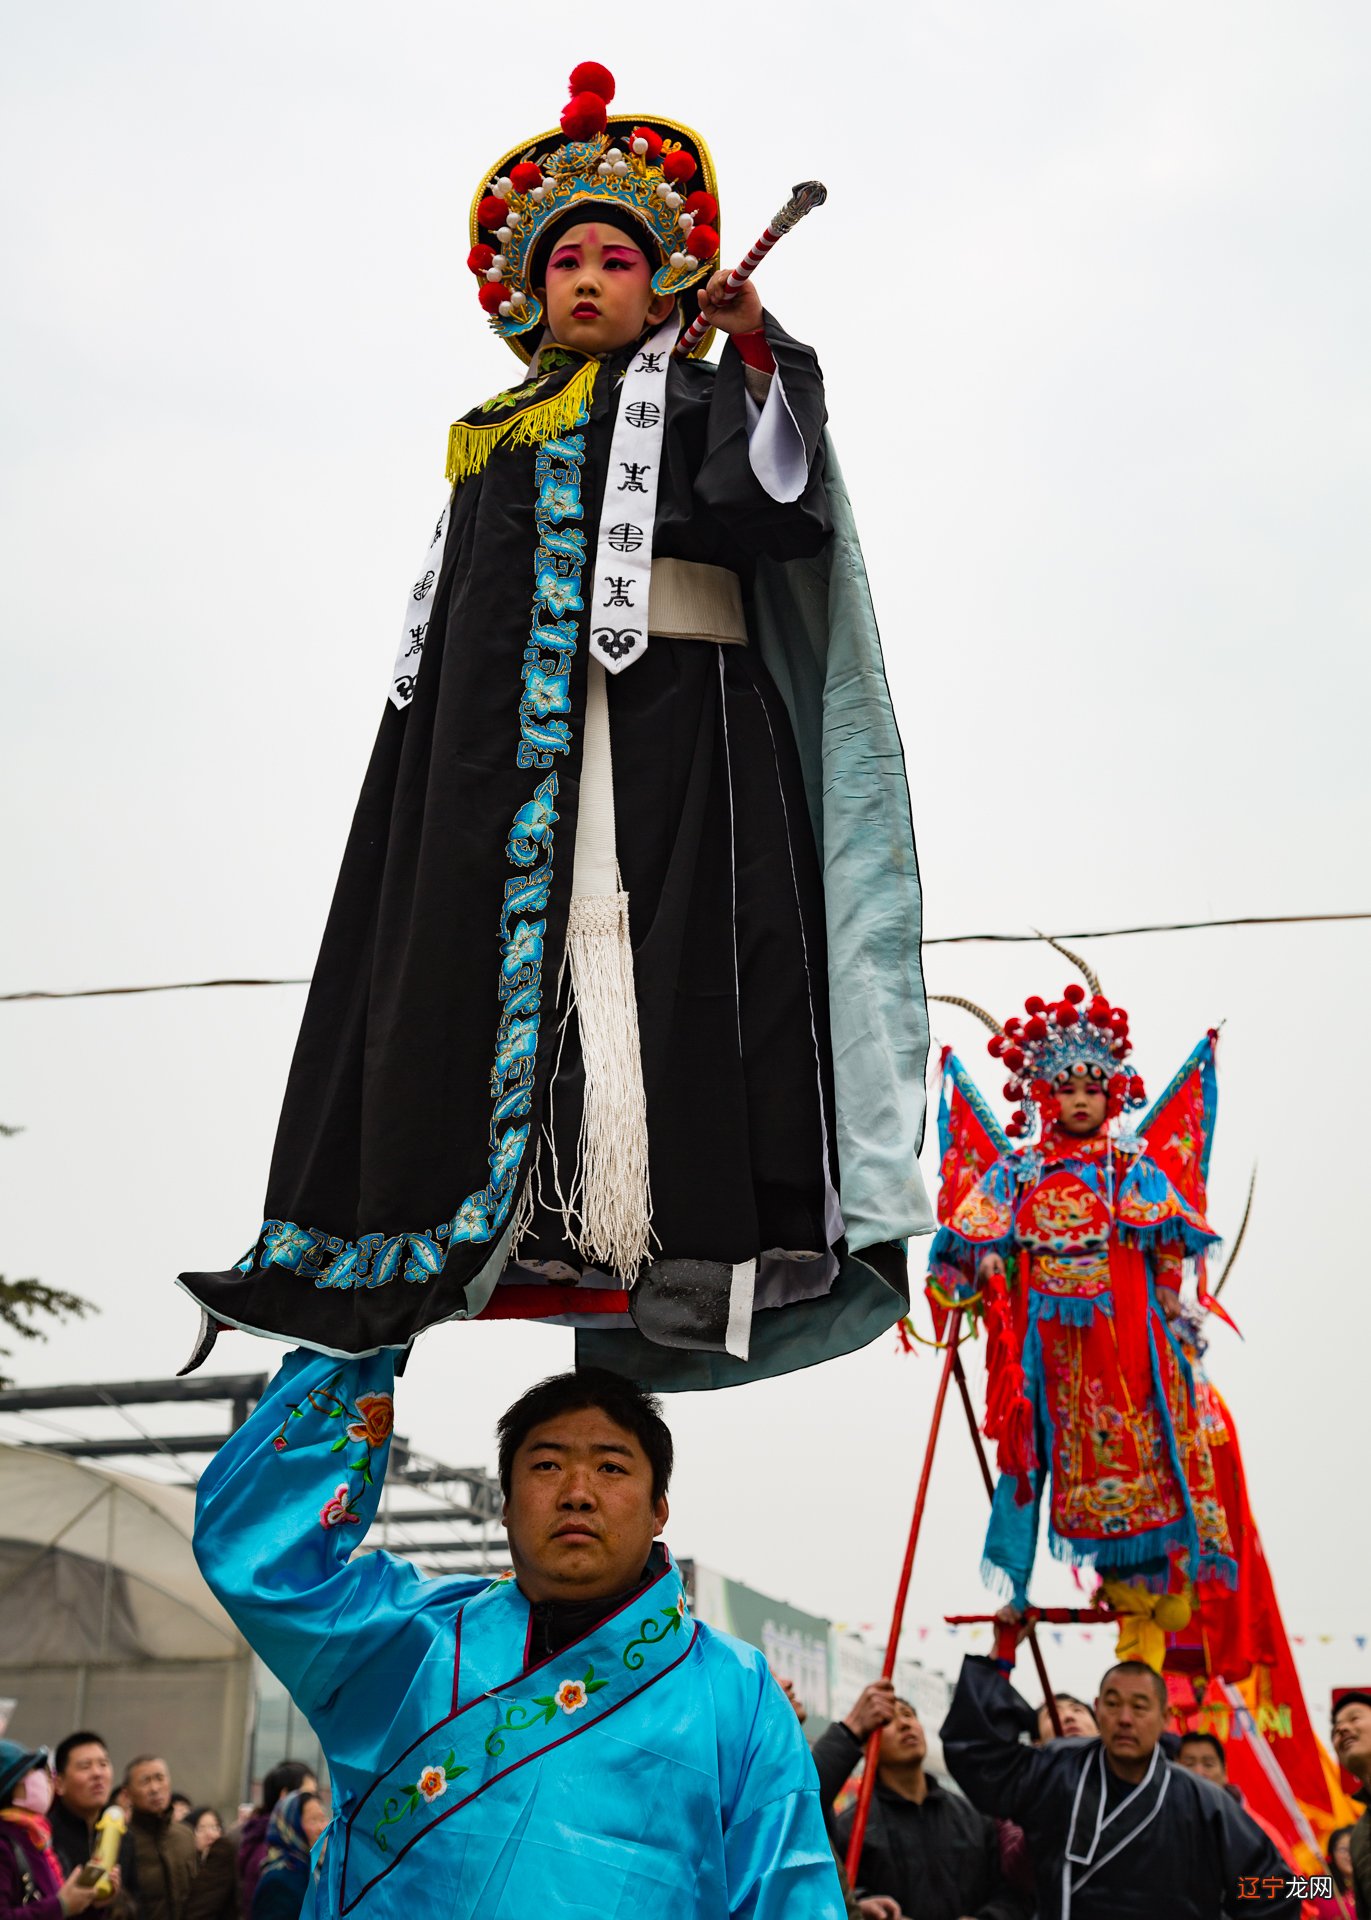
[942,1650,1298,1918]
[249,1794,327,1920]
[48,1735,115,1881]
[0,1739,100,1920]
[236,1764,316,1916]
[1330,1693,1371,1919]
[817,1681,1027,1920]
[119,1757,197,1920]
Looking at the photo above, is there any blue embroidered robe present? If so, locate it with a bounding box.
[194,1349,845,1917]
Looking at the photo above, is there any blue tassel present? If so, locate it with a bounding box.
[929,1224,1015,1263]
[1031,1292,1108,1329]
[1045,1516,1193,1584]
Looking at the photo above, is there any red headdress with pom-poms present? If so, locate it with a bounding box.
[467,62,721,361]
[978,942,1146,1140]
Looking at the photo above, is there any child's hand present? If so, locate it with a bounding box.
[696,270,764,337]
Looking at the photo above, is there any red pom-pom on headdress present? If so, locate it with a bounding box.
[562,93,609,140]
[477,194,510,230]
[662,150,697,184]
[686,224,719,262]
[683,190,719,223]
[478,283,507,315]
[467,244,495,277]
[568,61,616,102]
[510,161,543,193]
[630,125,663,159]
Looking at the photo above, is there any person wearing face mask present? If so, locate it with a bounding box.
[0,1742,102,1919]
[180,55,929,1399]
[927,957,1239,1668]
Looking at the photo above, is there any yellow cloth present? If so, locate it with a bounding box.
[1102,1579,1193,1671]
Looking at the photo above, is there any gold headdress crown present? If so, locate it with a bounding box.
[468,62,720,362]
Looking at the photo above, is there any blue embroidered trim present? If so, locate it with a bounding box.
[242,423,589,1292]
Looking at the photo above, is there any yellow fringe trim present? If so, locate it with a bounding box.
[445,358,599,485]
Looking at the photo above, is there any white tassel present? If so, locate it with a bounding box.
[555,890,653,1280]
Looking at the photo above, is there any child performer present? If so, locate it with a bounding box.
[928,951,1238,1666]
[181,63,930,1388]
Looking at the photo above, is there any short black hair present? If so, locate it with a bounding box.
[1332,1691,1371,1724]
[54,1732,108,1777]
[1179,1730,1226,1765]
[1099,1660,1168,1709]
[258,1760,314,1816]
[497,1368,674,1504]
[1043,1693,1093,1716]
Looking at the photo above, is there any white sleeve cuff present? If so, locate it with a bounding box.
[743,366,809,504]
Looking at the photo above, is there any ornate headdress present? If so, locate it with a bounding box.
[933,940,1147,1141]
[468,61,721,361]
[988,982,1146,1138]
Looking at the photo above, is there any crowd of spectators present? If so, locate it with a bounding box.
[0,1733,324,1920]
[778,1659,1367,1920]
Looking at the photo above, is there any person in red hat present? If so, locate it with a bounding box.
[180,59,929,1393]
[927,952,1238,1664]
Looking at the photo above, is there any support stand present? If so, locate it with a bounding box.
[844,1311,1066,1886]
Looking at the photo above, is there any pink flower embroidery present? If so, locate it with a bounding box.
[346,1392,395,1447]
[417,1765,447,1803]
[555,1679,588,1715]
[319,1483,361,1529]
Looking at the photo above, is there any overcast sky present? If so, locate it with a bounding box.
[3,2,1368,1718]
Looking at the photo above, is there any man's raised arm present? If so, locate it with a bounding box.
[940,1654,1051,1825]
[193,1346,422,1724]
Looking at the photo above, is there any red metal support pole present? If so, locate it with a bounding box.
[843,1309,963,1885]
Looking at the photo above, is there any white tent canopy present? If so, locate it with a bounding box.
[0,1443,243,1663]
[0,1444,252,1807]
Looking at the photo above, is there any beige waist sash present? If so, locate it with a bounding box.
[646,558,747,646]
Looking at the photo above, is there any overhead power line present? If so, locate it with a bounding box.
[2,911,1367,1004]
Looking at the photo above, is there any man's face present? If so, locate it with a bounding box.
[1332,1700,1371,1779]
[503,1403,667,1604]
[538,223,672,354]
[1095,1673,1165,1768]
[1037,1698,1099,1742]
[1178,1741,1227,1786]
[126,1758,172,1817]
[56,1742,112,1817]
[1056,1072,1108,1136]
[877,1699,926,1769]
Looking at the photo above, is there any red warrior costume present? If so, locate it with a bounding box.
[929,953,1238,1663]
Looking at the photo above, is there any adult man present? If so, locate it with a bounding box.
[815,1677,1025,1920]
[50,1731,115,1876]
[194,1350,844,1916]
[1037,1696,1099,1744]
[1177,1732,1301,1877]
[119,1755,197,1920]
[1331,1692,1371,1916]
[941,1651,1300,1916]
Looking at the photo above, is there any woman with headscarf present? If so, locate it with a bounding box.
[0,1740,100,1918]
[248,1793,327,1920]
